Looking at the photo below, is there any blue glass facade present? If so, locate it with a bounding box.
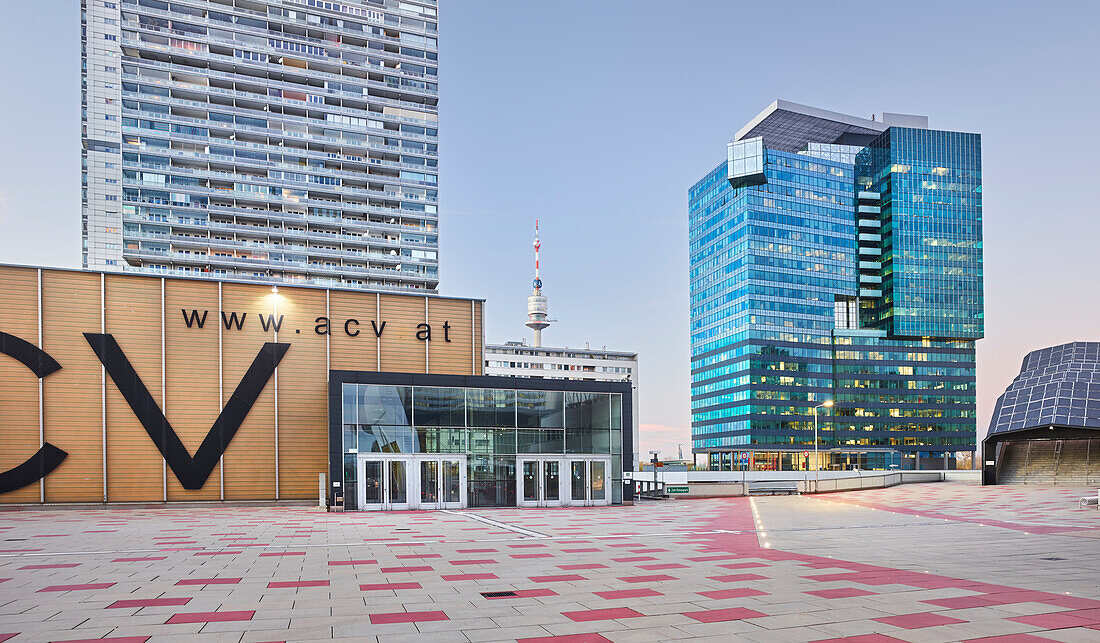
[857,129,984,338]
[689,107,982,471]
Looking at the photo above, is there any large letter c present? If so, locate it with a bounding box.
[0,331,68,495]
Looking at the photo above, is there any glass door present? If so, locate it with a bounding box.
[570,460,587,505]
[589,459,610,506]
[420,460,439,506]
[521,459,539,507]
[357,457,411,511]
[360,458,384,510]
[441,458,465,509]
[418,456,467,510]
[561,458,613,507]
[517,458,565,507]
[388,460,409,509]
[543,460,561,504]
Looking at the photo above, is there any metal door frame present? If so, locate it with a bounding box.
[357,454,467,511]
[415,454,468,510]
[518,456,611,507]
[517,456,566,507]
[565,457,613,507]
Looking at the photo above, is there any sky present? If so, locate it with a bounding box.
[1,1,1098,460]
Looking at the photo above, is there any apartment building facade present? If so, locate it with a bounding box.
[689,101,983,471]
[486,341,641,478]
[81,0,439,292]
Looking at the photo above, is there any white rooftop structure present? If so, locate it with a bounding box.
[735,99,928,152]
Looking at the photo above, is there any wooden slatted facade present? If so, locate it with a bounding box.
[0,265,483,504]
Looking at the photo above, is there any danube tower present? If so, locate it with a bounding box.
[525,221,551,346]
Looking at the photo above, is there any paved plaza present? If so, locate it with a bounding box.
[1,483,1099,642]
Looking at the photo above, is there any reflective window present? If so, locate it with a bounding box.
[468,455,516,508]
[517,429,564,454]
[566,428,611,454]
[416,427,467,453]
[357,385,412,426]
[517,390,563,428]
[413,387,464,426]
[566,392,610,429]
[358,425,417,453]
[469,428,516,454]
[466,388,515,427]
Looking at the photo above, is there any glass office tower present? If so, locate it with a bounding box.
[688,101,982,471]
[82,0,439,292]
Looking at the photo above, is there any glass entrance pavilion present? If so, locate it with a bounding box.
[328,371,633,510]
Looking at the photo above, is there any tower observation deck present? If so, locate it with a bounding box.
[526,220,551,346]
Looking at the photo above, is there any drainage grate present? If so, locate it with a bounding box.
[480,591,518,598]
[1040,557,1067,561]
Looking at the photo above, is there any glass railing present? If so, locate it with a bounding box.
[120,1,437,60]
[122,232,437,265]
[122,104,437,157]
[119,263,433,293]
[124,248,435,279]
[118,27,437,102]
[120,121,437,176]
[122,197,437,234]
[131,159,433,204]
[126,77,437,132]
[130,142,438,195]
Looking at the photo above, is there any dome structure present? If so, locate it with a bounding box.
[982,341,1100,485]
[987,342,1100,438]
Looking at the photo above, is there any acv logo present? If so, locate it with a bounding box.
[0,332,68,495]
[0,331,288,495]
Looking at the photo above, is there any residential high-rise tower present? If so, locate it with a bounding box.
[688,101,983,471]
[81,0,439,292]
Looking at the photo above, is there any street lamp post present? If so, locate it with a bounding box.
[813,400,834,486]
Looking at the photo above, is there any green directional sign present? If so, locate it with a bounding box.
[666,486,690,494]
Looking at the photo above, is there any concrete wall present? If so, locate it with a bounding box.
[648,470,959,499]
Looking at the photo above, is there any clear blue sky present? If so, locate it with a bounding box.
[1,1,1097,458]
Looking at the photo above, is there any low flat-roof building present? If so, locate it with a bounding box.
[0,264,633,508]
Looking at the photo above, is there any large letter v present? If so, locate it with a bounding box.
[84,333,289,490]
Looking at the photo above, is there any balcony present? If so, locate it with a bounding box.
[118,11,438,78]
[121,178,436,221]
[122,248,436,283]
[122,230,437,267]
[123,105,438,160]
[123,200,435,240]
[120,119,438,176]
[119,263,432,294]
[119,36,437,113]
[130,215,429,248]
[132,146,437,196]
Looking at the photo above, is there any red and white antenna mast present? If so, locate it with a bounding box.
[526,219,551,346]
